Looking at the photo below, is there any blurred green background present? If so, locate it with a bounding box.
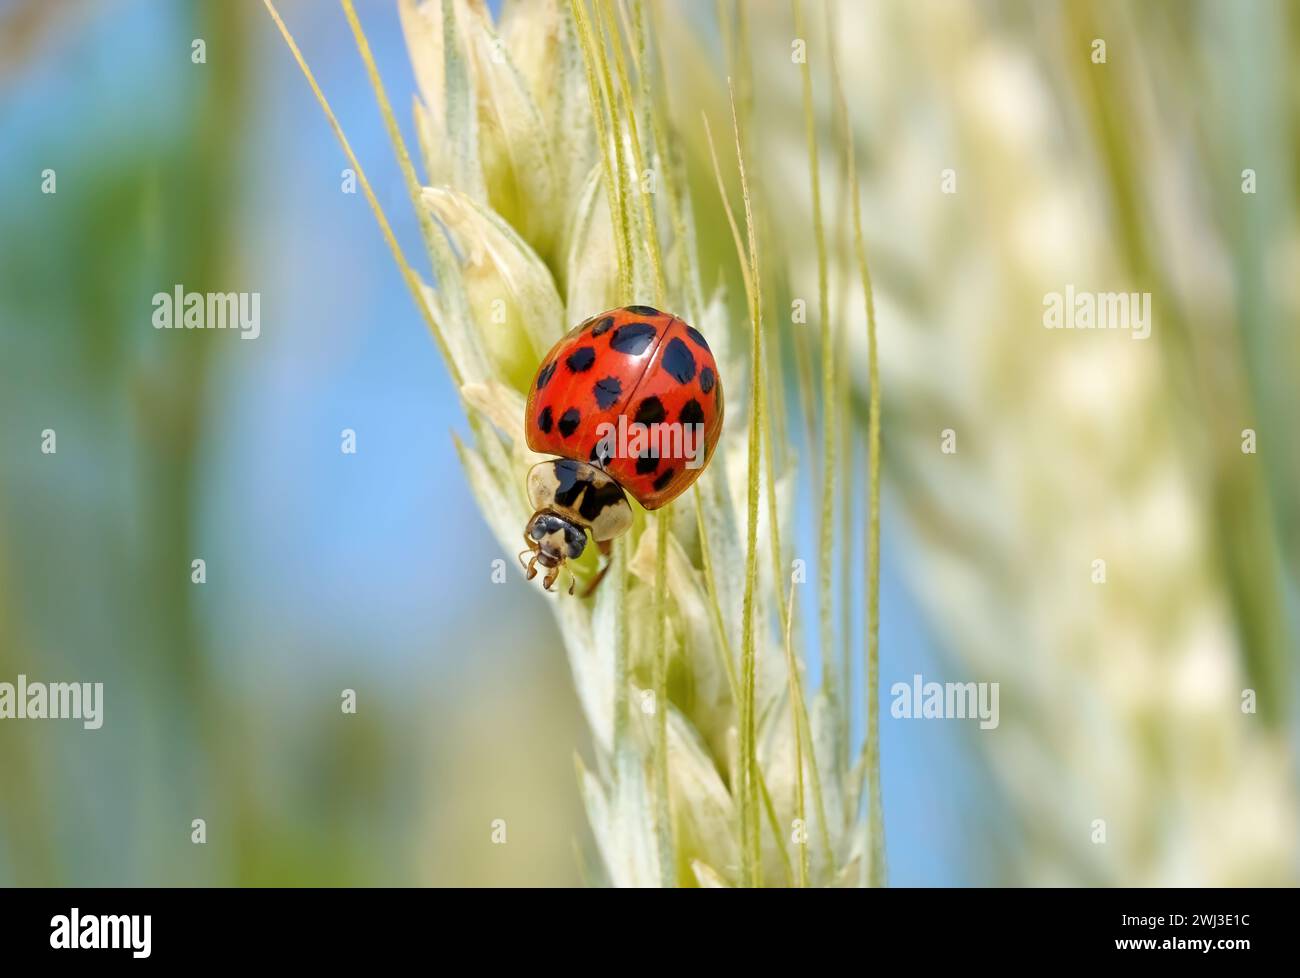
[1,0,1296,886]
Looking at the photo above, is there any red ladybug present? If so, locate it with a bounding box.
[520,305,724,592]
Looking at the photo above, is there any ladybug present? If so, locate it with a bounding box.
[520,305,724,592]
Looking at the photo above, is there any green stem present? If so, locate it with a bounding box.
[792,0,839,760]
[783,588,810,887]
[841,53,885,895]
[570,0,631,300]
[821,0,884,887]
[652,511,675,885]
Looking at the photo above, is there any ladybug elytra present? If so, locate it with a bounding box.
[520,305,724,592]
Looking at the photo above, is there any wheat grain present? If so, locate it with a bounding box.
[266,0,885,888]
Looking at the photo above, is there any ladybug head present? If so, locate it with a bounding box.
[525,510,588,568]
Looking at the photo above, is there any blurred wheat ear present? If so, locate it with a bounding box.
[264,0,883,888]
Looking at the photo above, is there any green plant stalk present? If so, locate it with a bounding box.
[590,1,637,302]
[764,286,792,473]
[788,639,834,875]
[789,291,821,520]
[838,363,854,722]
[570,0,631,299]
[816,0,883,885]
[825,0,854,718]
[746,13,789,646]
[612,533,630,756]
[730,80,768,887]
[643,0,702,321]
[756,753,794,886]
[761,342,790,643]
[652,510,675,885]
[742,0,789,646]
[692,492,793,885]
[792,0,839,757]
[783,588,810,887]
[693,491,740,698]
[603,0,667,303]
[735,0,795,525]
[845,81,885,894]
[707,89,821,884]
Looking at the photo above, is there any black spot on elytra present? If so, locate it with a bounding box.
[579,478,625,523]
[593,376,622,410]
[699,366,716,394]
[634,396,665,426]
[653,468,676,492]
[537,405,554,433]
[566,346,596,372]
[685,326,711,351]
[661,337,696,384]
[591,315,615,337]
[636,452,659,475]
[553,457,579,488]
[536,360,557,390]
[554,459,582,501]
[590,440,612,466]
[680,399,704,427]
[624,304,661,316]
[610,321,657,355]
[558,408,581,438]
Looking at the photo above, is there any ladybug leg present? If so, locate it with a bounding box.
[542,563,560,592]
[577,539,617,598]
[519,531,539,570]
[580,558,612,598]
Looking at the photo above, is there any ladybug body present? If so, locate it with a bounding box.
[520,305,724,592]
